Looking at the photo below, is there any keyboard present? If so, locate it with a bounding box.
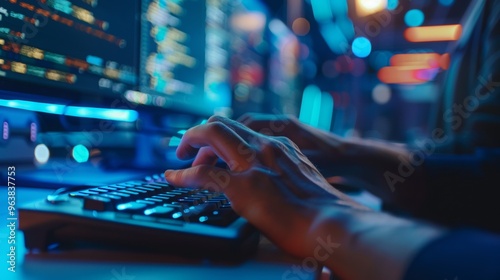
[19,174,260,259]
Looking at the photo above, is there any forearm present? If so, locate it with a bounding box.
[319,137,429,213]
[310,208,445,280]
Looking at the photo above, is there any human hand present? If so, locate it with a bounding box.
[238,113,347,169]
[164,116,366,258]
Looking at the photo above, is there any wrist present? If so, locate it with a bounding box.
[311,207,445,280]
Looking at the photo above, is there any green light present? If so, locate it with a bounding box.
[72,145,89,163]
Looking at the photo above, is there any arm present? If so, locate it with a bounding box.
[239,114,430,214]
[164,116,444,280]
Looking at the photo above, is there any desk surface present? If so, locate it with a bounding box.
[1,185,379,280]
[1,187,323,280]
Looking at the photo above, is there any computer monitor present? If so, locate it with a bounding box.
[0,0,232,118]
[135,0,232,117]
[0,0,139,99]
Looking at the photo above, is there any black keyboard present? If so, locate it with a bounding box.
[19,174,260,259]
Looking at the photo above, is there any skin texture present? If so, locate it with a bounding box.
[238,114,430,215]
[164,116,444,280]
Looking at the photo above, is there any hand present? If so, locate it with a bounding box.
[239,114,428,212]
[164,116,443,280]
[238,113,347,169]
[164,116,366,257]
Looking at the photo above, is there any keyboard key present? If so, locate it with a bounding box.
[142,184,163,190]
[136,200,156,205]
[151,195,171,201]
[178,198,200,206]
[152,174,161,181]
[190,195,208,202]
[116,202,148,211]
[110,192,130,198]
[197,209,239,227]
[129,187,148,193]
[143,206,176,217]
[81,190,99,195]
[147,183,171,188]
[101,186,119,191]
[118,183,136,188]
[204,200,222,208]
[136,186,156,192]
[100,194,122,200]
[119,190,140,196]
[69,192,89,198]
[91,188,109,193]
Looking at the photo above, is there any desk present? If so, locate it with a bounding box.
[1,187,330,280]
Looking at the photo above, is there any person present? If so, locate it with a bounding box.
[165,0,500,279]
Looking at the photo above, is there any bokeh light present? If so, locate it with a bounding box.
[34,144,50,164]
[372,84,392,104]
[405,9,425,27]
[73,144,90,163]
[292,17,311,36]
[352,37,372,58]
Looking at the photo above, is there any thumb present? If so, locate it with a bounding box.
[165,165,235,193]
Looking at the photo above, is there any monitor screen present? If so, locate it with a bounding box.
[0,0,232,117]
[133,0,232,116]
[0,0,138,97]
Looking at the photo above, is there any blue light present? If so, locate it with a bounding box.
[299,85,322,126]
[330,0,348,16]
[72,145,90,163]
[0,99,65,114]
[387,0,398,10]
[352,37,372,58]
[65,107,139,122]
[321,22,349,54]
[405,9,425,27]
[439,0,454,6]
[34,144,50,164]
[86,55,103,66]
[318,92,334,131]
[0,99,138,122]
[311,0,333,22]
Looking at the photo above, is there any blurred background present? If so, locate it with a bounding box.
[256,0,465,142]
[0,0,468,182]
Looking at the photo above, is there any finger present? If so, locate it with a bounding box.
[192,146,218,166]
[176,122,253,171]
[165,165,235,192]
[236,112,255,124]
[208,115,259,142]
[239,113,293,136]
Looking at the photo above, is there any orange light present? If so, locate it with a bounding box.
[390,53,450,69]
[292,18,310,36]
[356,0,387,17]
[378,66,432,84]
[439,53,451,70]
[404,24,462,42]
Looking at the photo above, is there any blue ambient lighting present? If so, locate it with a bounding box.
[72,145,90,163]
[34,144,50,164]
[439,0,454,6]
[387,0,398,10]
[0,99,138,122]
[405,9,425,27]
[352,37,372,58]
